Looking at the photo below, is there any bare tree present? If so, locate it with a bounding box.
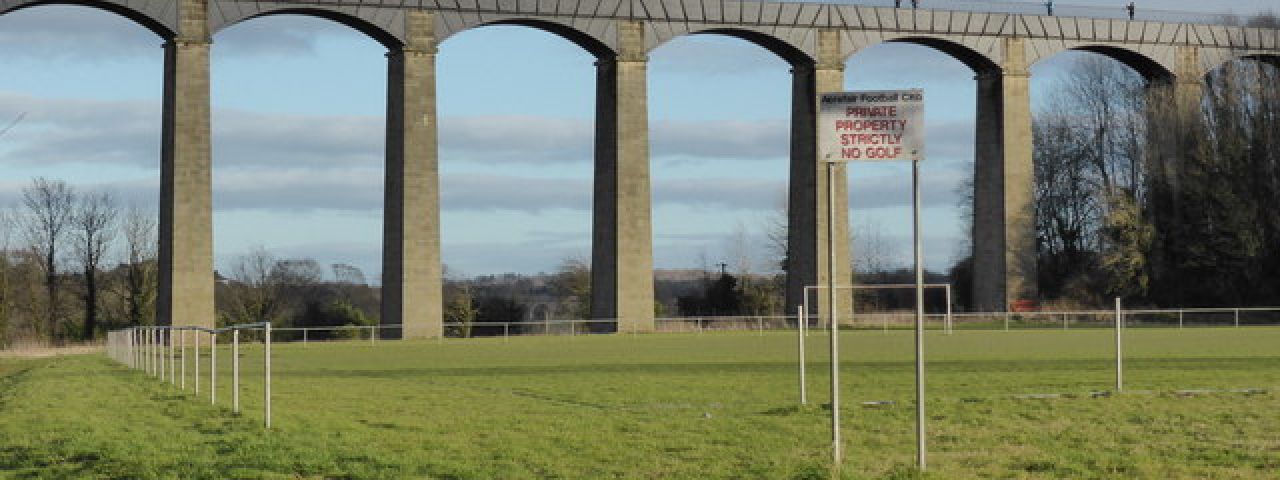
[270,258,323,287]
[1032,57,1148,302]
[73,191,117,339]
[119,206,157,327]
[21,178,75,340]
[0,208,13,344]
[726,221,754,280]
[851,219,899,280]
[223,247,285,326]
[763,195,789,274]
[331,263,367,286]
[548,256,591,319]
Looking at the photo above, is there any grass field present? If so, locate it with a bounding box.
[1,328,1278,479]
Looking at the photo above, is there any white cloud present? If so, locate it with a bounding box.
[0,91,973,215]
[0,7,375,62]
[0,8,159,61]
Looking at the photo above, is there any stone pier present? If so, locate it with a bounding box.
[786,29,853,322]
[592,20,656,333]
[973,37,1037,312]
[158,0,214,329]
[382,11,443,339]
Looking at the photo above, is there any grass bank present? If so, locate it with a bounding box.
[1,328,1277,478]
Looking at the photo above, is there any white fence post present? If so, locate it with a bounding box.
[167,329,174,384]
[1178,310,1184,329]
[1234,308,1240,328]
[210,331,217,405]
[265,323,272,429]
[194,330,200,395]
[1115,297,1123,392]
[153,328,160,377]
[945,285,953,335]
[233,329,240,414]
[180,330,186,390]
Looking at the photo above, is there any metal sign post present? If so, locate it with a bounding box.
[819,89,926,471]
[912,158,926,470]
[797,306,807,405]
[826,158,841,467]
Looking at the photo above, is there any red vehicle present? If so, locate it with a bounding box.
[1010,299,1040,313]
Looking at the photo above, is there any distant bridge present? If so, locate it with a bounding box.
[3,0,1275,337]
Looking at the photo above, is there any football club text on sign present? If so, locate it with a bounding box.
[819,90,924,162]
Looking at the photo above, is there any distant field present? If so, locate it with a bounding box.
[1,328,1278,479]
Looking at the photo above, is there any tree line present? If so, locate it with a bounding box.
[1014,16,1280,308]
[0,178,156,345]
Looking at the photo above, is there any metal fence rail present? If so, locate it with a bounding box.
[236,306,1280,345]
[807,0,1261,26]
[105,322,273,428]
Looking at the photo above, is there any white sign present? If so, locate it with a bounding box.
[819,89,924,162]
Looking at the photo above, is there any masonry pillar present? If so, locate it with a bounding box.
[785,29,852,322]
[158,0,214,329]
[382,11,442,339]
[973,37,1037,312]
[1172,46,1204,112]
[1172,45,1203,117]
[591,20,655,333]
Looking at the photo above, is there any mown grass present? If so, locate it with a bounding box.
[1,328,1278,479]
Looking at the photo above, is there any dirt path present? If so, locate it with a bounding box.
[0,345,102,360]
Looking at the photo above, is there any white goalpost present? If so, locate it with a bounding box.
[802,284,954,334]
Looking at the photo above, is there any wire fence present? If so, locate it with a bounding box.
[246,306,1280,344]
[106,322,273,428]
[99,305,1280,441]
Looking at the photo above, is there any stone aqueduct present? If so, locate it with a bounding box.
[2,0,1278,337]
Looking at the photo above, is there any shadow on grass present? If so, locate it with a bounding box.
[280,357,1280,381]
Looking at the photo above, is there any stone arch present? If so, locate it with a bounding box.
[1226,53,1280,72]
[211,6,404,49]
[842,33,1003,74]
[650,26,814,66]
[1031,43,1176,83]
[0,0,175,39]
[438,15,616,59]
[1069,45,1174,82]
[881,36,1002,75]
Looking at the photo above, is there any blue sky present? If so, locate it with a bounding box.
[0,0,1273,281]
